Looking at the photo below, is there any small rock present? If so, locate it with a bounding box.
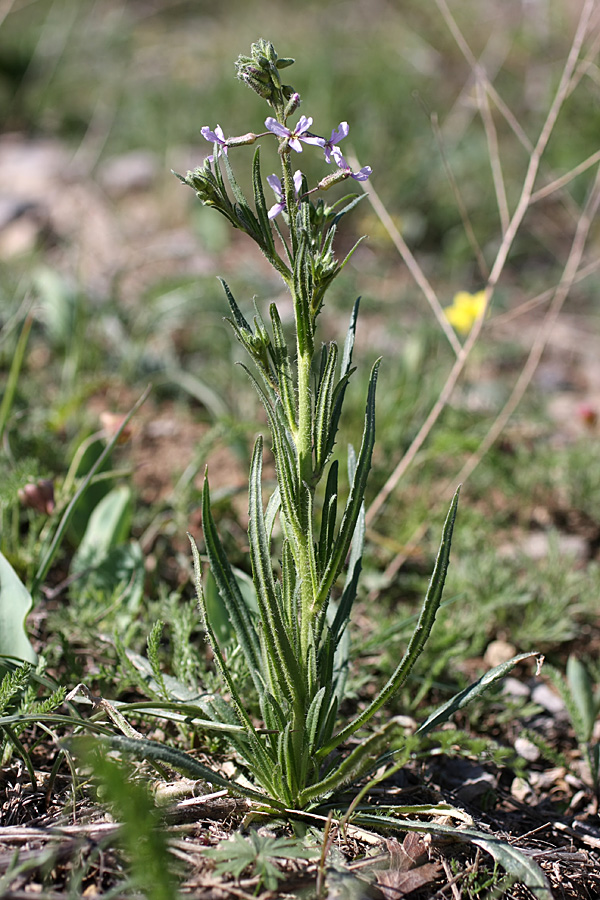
[98,150,159,196]
[515,736,540,762]
[531,682,566,715]
[511,777,533,802]
[503,676,531,699]
[484,639,517,668]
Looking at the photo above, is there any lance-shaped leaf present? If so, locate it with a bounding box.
[299,718,403,806]
[189,536,274,781]
[315,360,380,612]
[241,366,301,538]
[269,303,296,430]
[317,487,460,758]
[329,455,364,648]
[80,734,287,811]
[220,278,252,333]
[322,298,360,465]
[417,651,540,736]
[313,342,338,474]
[222,150,261,242]
[199,482,262,684]
[248,437,304,704]
[317,460,338,576]
[252,147,277,258]
[293,233,314,356]
[350,814,551,899]
[330,192,366,227]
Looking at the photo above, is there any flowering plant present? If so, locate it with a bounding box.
[111,42,538,835]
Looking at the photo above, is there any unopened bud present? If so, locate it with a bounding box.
[284,92,301,118]
[241,72,274,99]
[276,57,295,70]
[317,170,351,191]
[227,132,258,148]
[19,479,55,515]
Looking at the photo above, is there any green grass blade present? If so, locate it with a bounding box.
[30,386,150,600]
[0,314,32,444]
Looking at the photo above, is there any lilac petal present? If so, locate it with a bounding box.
[295,115,313,135]
[201,124,225,145]
[288,137,303,153]
[201,126,217,142]
[300,134,326,147]
[332,148,350,170]
[351,166,372,182]
[265,117,290,138]
[267,174,283,199]
[293,170,304,194]
[331,122,349,143]
[268,202,285,219]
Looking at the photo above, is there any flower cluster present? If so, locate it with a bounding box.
[199,110,371,220]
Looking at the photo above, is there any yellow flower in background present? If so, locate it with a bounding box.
[444,290,487,335]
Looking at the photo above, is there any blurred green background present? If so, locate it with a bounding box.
[1,0,599,625]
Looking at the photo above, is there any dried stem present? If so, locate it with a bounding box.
[365,0,597,538]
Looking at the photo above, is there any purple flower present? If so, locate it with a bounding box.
[267,170,303,219]
[201,124,228,161]
[333,150,372,182]
[265,115,323,153]
[322,122,349,163]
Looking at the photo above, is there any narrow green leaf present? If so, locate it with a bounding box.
[314,342,338,473]
[0,315,32,444]
[299,719,398,805]
[316,361,380,612]
[269,303,297,431]
[189,535,274,780]
[317,461,338,576]
[252,147,276,256]
[305,686,326,751]
[240,365,301,535]
[319,487,460,757]
[351,814,551,898]
[219,278,252,332]
[77,734,287,810]
[248,437,303,703]
[417,651,539,736]
[199,485,262,678]
[330,446,364,647]
[566,655,596,742]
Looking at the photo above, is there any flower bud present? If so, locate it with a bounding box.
[240,72,274,100]
[284,92,301,118]
[227,132,258,148]
[317,170,351,191]
[19,479,55,515]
